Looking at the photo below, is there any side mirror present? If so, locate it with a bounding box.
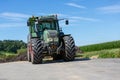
[65,20,69,25]
[59,27,62,31]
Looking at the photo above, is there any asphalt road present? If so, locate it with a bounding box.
[0,58,120,80]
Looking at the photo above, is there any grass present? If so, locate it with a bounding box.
[80,40,120,52]
[76,48,120,58]
[17,48,27,55]
[0,48,27,60]
[0,52,17,60]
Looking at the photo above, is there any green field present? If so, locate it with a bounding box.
[80,40,120,52]
[76,48,120,58]
[78,40,120,58]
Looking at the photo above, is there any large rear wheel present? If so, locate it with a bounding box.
[63,36,76,61]
[31,39,43,64]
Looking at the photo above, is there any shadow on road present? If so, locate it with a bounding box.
[42,58,91,64]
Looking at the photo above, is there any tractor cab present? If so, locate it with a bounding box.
[27,15,60,38]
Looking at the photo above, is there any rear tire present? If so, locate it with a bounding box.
[63,36,76,61]
[31,39,43,64]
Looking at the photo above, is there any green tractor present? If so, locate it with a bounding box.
[27,15,76,64]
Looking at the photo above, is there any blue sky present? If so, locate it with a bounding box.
[0,0,120,46]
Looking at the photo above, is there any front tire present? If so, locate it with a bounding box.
[31,39,43,64]
[63,36,76,61]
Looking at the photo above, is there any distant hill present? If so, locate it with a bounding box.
[80,40,120,52]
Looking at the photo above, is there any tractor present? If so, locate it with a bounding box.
[27,15,76,64]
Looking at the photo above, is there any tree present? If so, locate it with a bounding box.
[0,40,27,53]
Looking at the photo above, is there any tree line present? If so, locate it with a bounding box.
[0,40,27,53]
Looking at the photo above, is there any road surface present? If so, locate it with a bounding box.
[0,58,120,80]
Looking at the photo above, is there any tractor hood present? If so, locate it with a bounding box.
[43,30,58,43]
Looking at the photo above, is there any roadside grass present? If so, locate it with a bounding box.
[0,52,17,60]
[17,48,27,55]
[76,48,120,58]
[0,48,27,61]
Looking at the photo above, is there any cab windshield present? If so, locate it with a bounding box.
[36,21,59,32]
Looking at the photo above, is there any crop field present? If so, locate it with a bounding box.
[78,48,120,58]
[80,40,120,52]
[77,40,120,58]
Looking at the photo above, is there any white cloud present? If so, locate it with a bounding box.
[65,3,86,9]
[70,16,99,22]
[97,5,120,13]
[0,12,99,28]
[0,23,25,28]
[0,12,31,21]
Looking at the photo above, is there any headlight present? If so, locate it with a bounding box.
[47,38,58,42]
